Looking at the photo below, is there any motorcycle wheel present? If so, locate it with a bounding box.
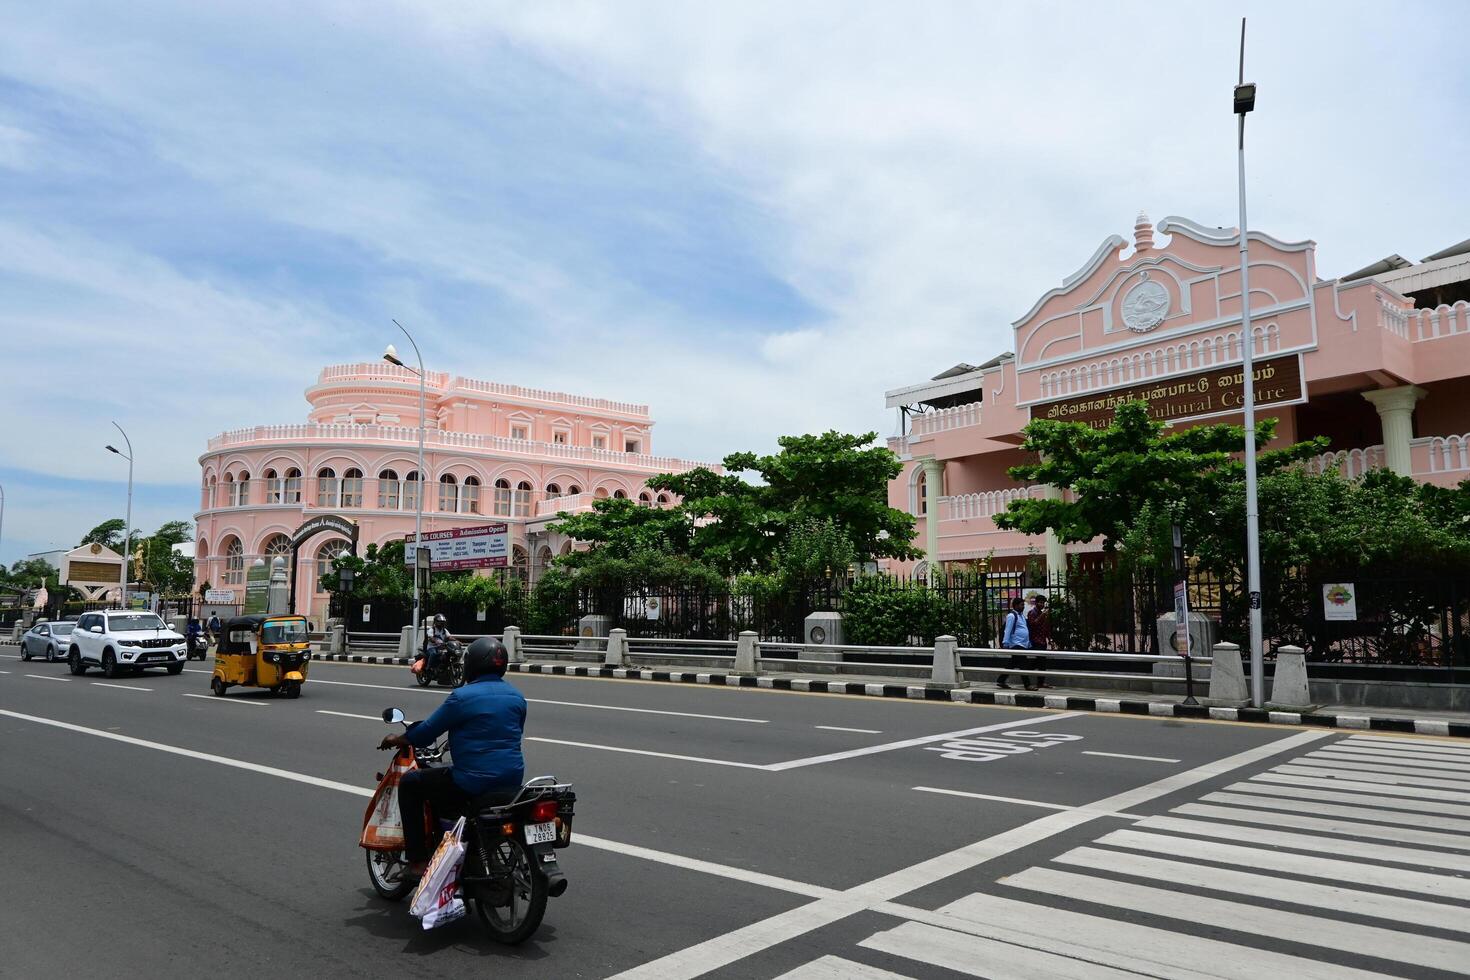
[448,660,465,688]
[469,836,548,945]
[365,848,415,902]
[415,668,432,688]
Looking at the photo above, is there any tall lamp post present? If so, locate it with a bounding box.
[105,422,135,609]
[1234,19,1265,708]
[0,482,6,569]
[384,320,427,655]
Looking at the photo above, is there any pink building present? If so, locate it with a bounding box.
[195,363,713,623]
[886,214,1470,573]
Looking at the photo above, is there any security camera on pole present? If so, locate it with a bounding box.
[1233,19,1266,709]
[384,321,427,657]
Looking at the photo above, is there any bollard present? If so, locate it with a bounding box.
[1269,644,1312,709]
[329,623,346,655]
[931,634,959,687]
[398,625,416,660]
[502,625,522,663]
[1205,641,1248,705]
[734,630,759,674]
[604,628,628,667]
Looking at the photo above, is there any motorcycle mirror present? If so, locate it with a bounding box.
[382,707,405,725]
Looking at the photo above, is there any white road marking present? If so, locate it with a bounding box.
[1278,762,1470,790]
[1345,733,1470,753]
[1005,866,1470,974]
[1057,844,1470,935]
[25,674,70,681]
[1225,778,1470,816]
[181,693,267,707]
[774,955,914,980]
[528,698,767,724]
[1100,828,1470,901]
[91,682,153,692]
[910,786,1143,819]
[1203,789,1470,832]
[861,920,1142,980]
[1323,743,1470,764]
[526,736,768,769]
[1254,770,1470,804]
[882,892,1384,980]
[609,730,1328,979]
[765,713,1084,771]
[1137,814,1470,874]
[1171,801,1470,851]
[0,670,9,674]
[813,725,882,734]
[1080,750,1179,763]
[575,834,838,900]
[1310,748,1470,772]
[317,710,384,721]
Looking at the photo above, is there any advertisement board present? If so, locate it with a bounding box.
[244,561,271,614]
[402,523,510,571]
[1323,583,1357,621]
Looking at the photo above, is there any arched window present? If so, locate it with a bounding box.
[264,468,281,504]
[638,491,652,507]
[378,469,400,510]
[657,493,670,506]
[514,481,533,517]
[612,488,627,500]
[221,473,234,509]
[316,539,349,592]
[594,487,609,499]
[567,485,581,496]
[545,483,561,498]
[341,468,364,508]
[493,479,512,516]
[438,474,458,513]
[283,467,302,504]
[223,537,244,585]
[316,468,337,508]
[915,469,927,516]
[511,545,529,582]
[535,545,553,570]
[402,471,420,510]
[261,534,291,561]
[206,476,217,509]
[463,476,481,515]
[237,472,252,507]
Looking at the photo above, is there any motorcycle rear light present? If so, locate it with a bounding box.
[531,800,559,823]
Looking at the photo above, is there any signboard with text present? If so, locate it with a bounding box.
[402,523,510,571]
[244,561,271,614]
[1030,354,1305,429]
[204,589,237,604]
[1323,583,1358,621]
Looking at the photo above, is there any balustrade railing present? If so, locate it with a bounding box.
[939,486,1043,521]
[1303,445,1385,479]
[910,401,982,437]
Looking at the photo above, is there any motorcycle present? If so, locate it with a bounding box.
[187,633,210,661]
[363,707,575,945]
[413,638,464,688]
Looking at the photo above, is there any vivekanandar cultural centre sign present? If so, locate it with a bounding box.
[1030,354,1304,429]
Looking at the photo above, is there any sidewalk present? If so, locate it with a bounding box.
[311,651,1470,739]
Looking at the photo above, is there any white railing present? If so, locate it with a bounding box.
[910,401,982,437]
[534,492,596,517]
[1416,433,1470,473]
[1037,324,1280,399]
[939,486,1043,520]
[313,364,650,417]
[205,423,710,472]
[317,362,452,387]
[1407,301,1470,342]
[1303,445,1385,479]
[1376,293,1412,339]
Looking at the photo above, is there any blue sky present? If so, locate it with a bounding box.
[3,1,1468,565]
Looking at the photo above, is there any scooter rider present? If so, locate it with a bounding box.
[380,636,526,878]
[185,617,206,659]
[423,614,452,675]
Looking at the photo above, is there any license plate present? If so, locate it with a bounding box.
[524,821,557,845]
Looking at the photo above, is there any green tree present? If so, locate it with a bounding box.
[548,498,695,562]
[80,518,127,551]
[137,520,195,594]
[995,400,1326,564]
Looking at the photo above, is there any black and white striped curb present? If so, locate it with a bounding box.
[310,653,1470,739]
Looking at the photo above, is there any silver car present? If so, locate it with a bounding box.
[20,621,77,662]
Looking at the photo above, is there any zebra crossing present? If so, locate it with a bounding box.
[777,733,1470,979]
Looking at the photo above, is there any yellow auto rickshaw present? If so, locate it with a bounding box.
[210,614,312,698]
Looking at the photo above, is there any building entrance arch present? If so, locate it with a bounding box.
[287,514,359,612]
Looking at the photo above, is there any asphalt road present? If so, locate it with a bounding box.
[5,651,1470,979]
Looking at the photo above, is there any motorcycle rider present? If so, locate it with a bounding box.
[380,636,526,877]
[423,613,453,676]
[185,617,205,659]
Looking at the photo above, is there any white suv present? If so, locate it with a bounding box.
[68,610,188,678]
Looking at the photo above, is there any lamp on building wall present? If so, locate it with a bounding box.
[1234,18,1266,709]
[384,320,427,652]
[105,422,134,610]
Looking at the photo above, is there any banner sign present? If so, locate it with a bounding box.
[403,523,509,570]
[244,561,271,615]
[1030,354,1305,429]
[1171,581,1192,655]
[204,589,237,604]
[291,514,358,549]
[1323,583,1357,621]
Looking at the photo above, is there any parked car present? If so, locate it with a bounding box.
[21,621,77,662]
[67,610,187,677]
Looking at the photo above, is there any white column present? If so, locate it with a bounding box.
[920,457,944,569]
[1043,484,1066,583]
[1361,385,1426,476]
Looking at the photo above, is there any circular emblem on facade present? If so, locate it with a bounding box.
[1121,275,1170,333]
[90,543,102,555]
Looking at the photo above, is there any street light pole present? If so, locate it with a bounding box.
[106,422,134,609]
[0,483,6,569]
[384,321,427,656]
[1233,19,1265,708]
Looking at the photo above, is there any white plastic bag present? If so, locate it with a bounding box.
[410,815,467,929]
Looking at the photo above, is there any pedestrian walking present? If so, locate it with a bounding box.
[996,596,1032,690]
[1027,593,1051,689]
[207,611,222,647]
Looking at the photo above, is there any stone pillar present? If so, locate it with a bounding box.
[1268,644,1311,709]
[931,634,959,687]
[1362,385,1426,476]
[920,457,944,571]
[734,630,759,674]
[501,625,522,663]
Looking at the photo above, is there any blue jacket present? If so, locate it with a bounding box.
[406,675,527,794]
[1002,609,1031,649]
